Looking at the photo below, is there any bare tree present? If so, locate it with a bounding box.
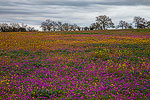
[9,23,19,32]
[77,26,81,31]
[0,23,37,32]
[133,16,147,29]
[95,22,103,30]
[72,24,78,31]
[69,24,74,31]
[118,20,125,29]
[83,27,89,31]
[128,23,133,29]
[146,21,150,28]
[90,22,103,30]
[19,23,27,32]
[90,23,96,30]
[117,20,132,29]
[96,15,114,30]
[62,23,70,31]
[41,22,47,31]
[41,19,54,31]
[68,24,80,31]
[57,21,63,31]
[0,23,10,32]
[9,23,28,32]
[27,27,36,32]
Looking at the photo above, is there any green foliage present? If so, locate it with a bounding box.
[31,89,66,99]
[0,50,7,56]
[132,29,150,32]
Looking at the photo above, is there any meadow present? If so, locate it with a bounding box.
[0,30,150,99]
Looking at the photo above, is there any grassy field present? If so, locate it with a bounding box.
[0,30,150,99]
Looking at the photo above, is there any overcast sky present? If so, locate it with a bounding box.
[0,0,150,30]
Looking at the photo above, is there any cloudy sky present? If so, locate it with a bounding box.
[0,0,150,30]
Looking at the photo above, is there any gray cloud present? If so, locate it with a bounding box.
[6,0,150,6]
[0,0,150,30]
[94,0,150,6]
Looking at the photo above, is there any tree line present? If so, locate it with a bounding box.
[41,15,150,31]
[40,15,115,31]
[41,20,81,31]
[0,23,38,32]
[0,15,150,32]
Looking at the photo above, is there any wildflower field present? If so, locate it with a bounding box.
[0,30,150,99]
